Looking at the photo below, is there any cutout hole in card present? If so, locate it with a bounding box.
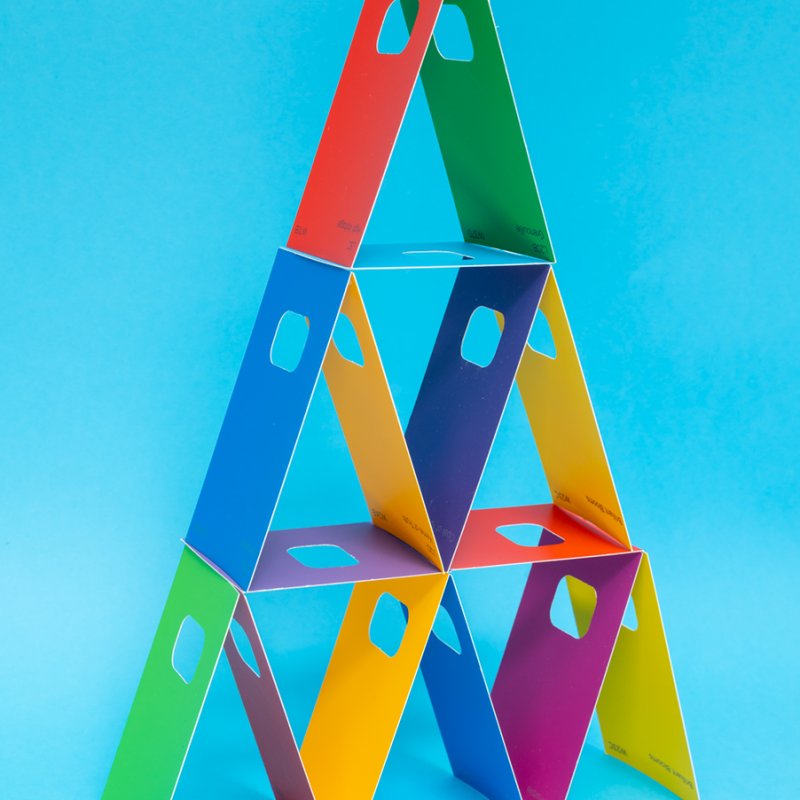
[229,619,261,677]
[622,594,638,631]
[461,305,503,368]
[369,593,409,657]
[495,524,565,547]
[331,313,365,366]
[550,576,596,639]
[270,311,310,372]
[172,615,205,684]
[287,544,359,569]
[432,605,462,654]
[528,309,556,359]
[433,4,474,61]
[377,0,417,55]
[402,249,476,263]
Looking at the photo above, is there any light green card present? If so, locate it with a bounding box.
[103,547,238,800]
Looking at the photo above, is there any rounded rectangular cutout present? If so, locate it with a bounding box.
[402,249,476,263]
[287,544,359,569]
[528,310,556,360]
[172,615,205,684]
[496,524,564,547]
[378,0,417,54]
[461,306,503,368]
[432,605,462,654]
[622,595,638,631]
[331,313,365,366]
[550,576,596,639]
[229,618,261,677]
[433,4,474,61]
[270,311,310,372]
[369,593,409,657]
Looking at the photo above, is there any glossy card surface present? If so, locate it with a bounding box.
[250,522,439,591]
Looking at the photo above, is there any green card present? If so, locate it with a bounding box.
[103,548,238,799]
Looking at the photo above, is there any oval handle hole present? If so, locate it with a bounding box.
[496,524,564,547]
[369,593,409,657]
[332,313,365,366]
[270,311,310,372]
[287,544,359,569]
[433,4,474,61]
[229,619,261,677]
[550,576,597,639]
[172,615,205,684]
[461,305,503,367]
[528,309,556,360]
[432,605,462,654]
[377,0,418,54]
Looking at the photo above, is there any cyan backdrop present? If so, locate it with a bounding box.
[1,1,797,798]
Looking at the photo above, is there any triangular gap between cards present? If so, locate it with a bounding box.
[288,0,553,266]
[233,584,355,761]
[471,382,553,535]
[450,565,532,690]
[364,21,463,246]
[354,267,458,429]
[269,352,371,534]
[377,670,475,798]
[515,270,631,547]
[269,271,443,570]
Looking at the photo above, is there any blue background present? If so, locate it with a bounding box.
[1,1,798,798]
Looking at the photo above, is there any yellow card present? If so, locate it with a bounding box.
[301,573,447,799]
[516,270,630,547]
[323,274,443,569]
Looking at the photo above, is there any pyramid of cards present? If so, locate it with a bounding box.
[103,2,698,798]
